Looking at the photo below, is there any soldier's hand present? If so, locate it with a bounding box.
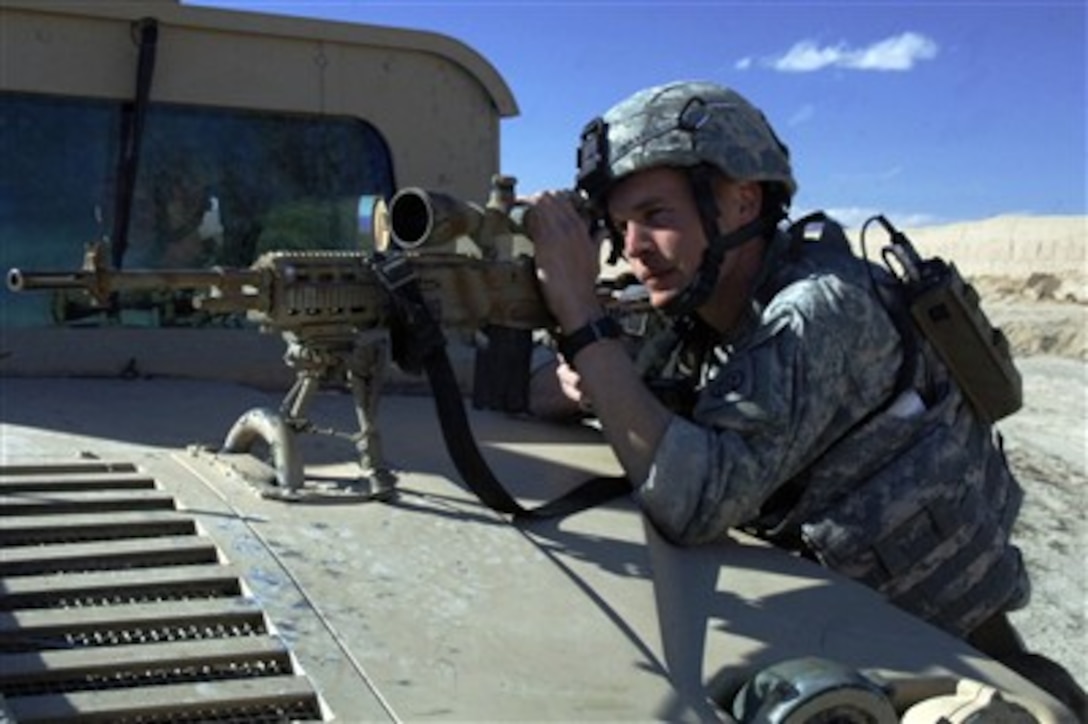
[525,190,602,332]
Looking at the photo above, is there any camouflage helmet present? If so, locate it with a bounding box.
[576,80,797,203]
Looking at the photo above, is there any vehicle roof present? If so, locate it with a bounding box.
[0,376,1075,721]
[0,0,518,119]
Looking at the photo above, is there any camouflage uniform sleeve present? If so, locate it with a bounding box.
[633,268,903,544]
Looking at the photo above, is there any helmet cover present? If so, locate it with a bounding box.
[577,80,797,203]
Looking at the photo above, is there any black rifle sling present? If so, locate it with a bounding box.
[373,254,629,520]
[423,348,631,520]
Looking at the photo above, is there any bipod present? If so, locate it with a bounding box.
[219,331,396,500]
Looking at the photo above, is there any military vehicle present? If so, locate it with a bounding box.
[0,1,1078,722]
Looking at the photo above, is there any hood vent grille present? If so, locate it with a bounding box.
[0,461,326,723]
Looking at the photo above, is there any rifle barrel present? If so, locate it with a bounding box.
[7,268,89,293]
[7,265,262,308]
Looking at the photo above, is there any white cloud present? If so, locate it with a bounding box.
[755,32,938,73]
[848,32,940,71]
[774,41,848,72]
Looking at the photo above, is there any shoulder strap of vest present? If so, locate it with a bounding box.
[785,210,853,256]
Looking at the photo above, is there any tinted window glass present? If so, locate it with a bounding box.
[1,94,395,327]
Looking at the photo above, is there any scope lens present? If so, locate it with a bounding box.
[389,193,431,249]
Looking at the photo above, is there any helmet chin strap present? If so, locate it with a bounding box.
[661,168,768,319]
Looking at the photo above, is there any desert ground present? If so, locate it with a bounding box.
[887,215,1086,688]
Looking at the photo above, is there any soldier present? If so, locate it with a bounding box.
[525,80,1085,715]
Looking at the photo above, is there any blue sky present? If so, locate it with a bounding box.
[185,1,1086,227]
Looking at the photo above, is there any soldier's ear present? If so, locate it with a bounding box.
[737,182,762,222]
[715,179,761,224]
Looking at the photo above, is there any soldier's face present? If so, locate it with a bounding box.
[609,167,705,310]
[609,167,759,317]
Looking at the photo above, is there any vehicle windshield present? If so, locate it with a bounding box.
[1,93,395,327]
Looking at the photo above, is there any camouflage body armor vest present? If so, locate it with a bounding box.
[646,223,1030,636]
[753,327,1030,636]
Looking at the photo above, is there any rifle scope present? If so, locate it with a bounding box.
[388,187,485,251]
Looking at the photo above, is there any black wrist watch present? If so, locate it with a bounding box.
[558,316,621,367]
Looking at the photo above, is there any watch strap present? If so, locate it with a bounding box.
[558,316,621,366]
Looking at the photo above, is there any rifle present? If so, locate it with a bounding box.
[7,177,652,505]
[7,177,553,499]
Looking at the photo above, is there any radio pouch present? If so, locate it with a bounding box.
[868,215,1022,423]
